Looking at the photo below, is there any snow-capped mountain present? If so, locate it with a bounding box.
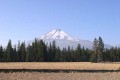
[38,29,111,49]
[40,29,79,41]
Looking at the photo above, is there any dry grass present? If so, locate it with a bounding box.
[0,62,120,80]
[0,72,120,80]
[0,62,119,70]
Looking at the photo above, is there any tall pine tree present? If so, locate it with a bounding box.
[92,38,99,62]
[98,36,104,61]
[0,46,3,62]
[5,40,13,62]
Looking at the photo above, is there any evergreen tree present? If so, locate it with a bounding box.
[85,48,91,61]
[118,48,120,61]
[26,44,31,62]
[54,46,61,61]
[92,37,104,62]
[27,44,33,62]
[19,42,26,62]
[47,42,52,61]
[0,46,3,62]
[17,41,21,62]
[36,40,46,62]
[43,44,48,62]
[66,45,71,61]
[81,47,86,61]
[75,44,82,61]
[33,38,38,61]
[70,47,75,62]
[11,45,17,62]
[92,38,98,62]
[98,36,104,61]
[104,48,110,61]
[5,40,13,62]
[61,48,67,61]
[51,40,56,61]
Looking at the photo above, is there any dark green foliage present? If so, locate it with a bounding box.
[98,37,104,61]
[37,40,46,61]
[92,38,99,62]
[54,46,61,61]
[0,46,3,61]
[5,40,13,62]
[26,44,33,62]
[75,44,82,61]
[0,37,120,62]
[92,37,105,62]
[19,42,26,62]
[11,45,17,62]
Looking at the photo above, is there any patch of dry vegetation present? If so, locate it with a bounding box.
[0,62,119,70]
[0,72,120,80]
[0,62,119,80]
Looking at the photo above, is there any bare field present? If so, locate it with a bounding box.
[0,72,120,80]
[0,62,120,80]
[0,62,120,70]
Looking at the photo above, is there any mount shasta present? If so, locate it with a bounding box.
[33,29,111,49]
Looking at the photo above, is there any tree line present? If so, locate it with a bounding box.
[0,37,120,62]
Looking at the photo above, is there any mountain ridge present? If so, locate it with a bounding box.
[40,29,79,41]
[37,29,112,49]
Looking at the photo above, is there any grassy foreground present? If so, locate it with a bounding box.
[0,62,119,70]
[0,62,120,80]
[0,72,120,80]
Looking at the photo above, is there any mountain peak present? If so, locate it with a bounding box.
[29,29,112,49]
[54,29,61,32]
[39,29,79,41]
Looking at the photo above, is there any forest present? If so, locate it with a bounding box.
[0,37,120,62]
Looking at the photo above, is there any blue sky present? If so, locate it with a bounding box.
[0,0,120,46]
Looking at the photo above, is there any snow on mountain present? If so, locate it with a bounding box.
[40,29,79,41]
[38,29,112,49]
